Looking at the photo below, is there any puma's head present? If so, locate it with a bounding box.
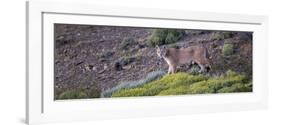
[156,45,167,59]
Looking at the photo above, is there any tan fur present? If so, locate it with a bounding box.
[156,45,211,74]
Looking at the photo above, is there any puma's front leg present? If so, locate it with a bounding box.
[167,66,172,74]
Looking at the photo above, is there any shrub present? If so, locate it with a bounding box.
[114,56,137,70]
[111,73,208,97]
[148,29,184,46]
[167,44,180,49]
[185,31,205,36]
[158,86,190,95]
[222,32,235,39]
[211,32,235,41]
[226,70,237,77]
[222,43,234,56]
[165,30,184,44]
[57,87,101,100]
[114,54,144,71]
[217,83,252,93]
[86,87,102,98]
[111,88,147,97]
[56,73,101,99]
[111,71,252,97]
[58,89,88,100]
[188,65,201,75]
[149,29,168,46]
[189,73,246,93]
[101,70,166,97]
[119,56,136,66]
[120,37,135,50]
[96,51,114,59]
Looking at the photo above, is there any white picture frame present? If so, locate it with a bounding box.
[26,0,268,124]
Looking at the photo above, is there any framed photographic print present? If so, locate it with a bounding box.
[26,0,268,124]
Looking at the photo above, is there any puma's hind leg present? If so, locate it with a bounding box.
[171,65,177,74]
[198,63,206,73]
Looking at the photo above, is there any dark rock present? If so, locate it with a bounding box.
[237,32,252,42]
[75,61,84,66]
[114,62,123,71]
[99,58,107,62]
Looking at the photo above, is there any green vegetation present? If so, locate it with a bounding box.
[167,43,180,49]
[222,43,234,56]
[101,70,166,97]
[56,73,101,100]
[120,37,136,50]
[111,70,252,97]
[96,50,114,63]
[119,56,136,65]
[148,29,184,46]
[211,32,235,41]
[57,87,101,100]
[58,89,88,99]
[114,55,140,71]
[188,65,201,75]
[96,51,114,59]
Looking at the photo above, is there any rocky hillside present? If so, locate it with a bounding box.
[54,24,252,99]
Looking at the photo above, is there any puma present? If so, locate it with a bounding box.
[156,45,211,74]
